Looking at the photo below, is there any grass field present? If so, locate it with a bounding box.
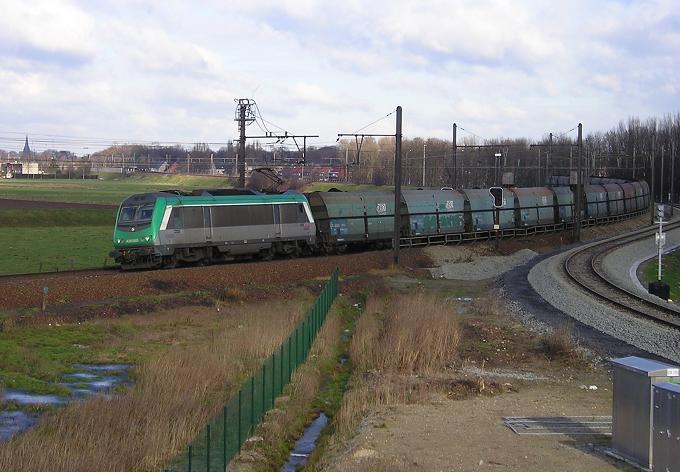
[0,226,114,275]
[0,174,234,205]
[642,249,680,302]
[0,294,309,471]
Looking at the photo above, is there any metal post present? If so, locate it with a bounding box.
[495,207,500,250]
[238,103,246,188]
[250,377,255,434]
[575,123,583,242]
[188,444,192,472]
[452,123,457,188]
[271,353,275,407]
[658,214,663,281]
[206,424,211,471]
[660,145,665,202]
[223,406,227,471]
[422,143,426,187]
[279,344,283,394]
[393,106,403,264]
[237,389,242,449]
[650,135,656,225]
[547,132,552,183]
[288,336,292,383]
[262,363,266,417]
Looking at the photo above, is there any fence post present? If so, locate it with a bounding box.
[288,335,292,384]
[279,344,283,395]
[261,363,266,418]
[250,377,255,436]
[271,353,275,408]
[188,444,192,472]
[206,424,211,471]
[237,389,242,450]
[222,406,227,472]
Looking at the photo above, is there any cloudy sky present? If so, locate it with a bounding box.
[0,0,678,153]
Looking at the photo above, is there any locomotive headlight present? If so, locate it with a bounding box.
[144,236,150,241]
[116,239,122,244]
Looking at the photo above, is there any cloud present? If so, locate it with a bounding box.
[0,0,677,152]
[0,0,95,65]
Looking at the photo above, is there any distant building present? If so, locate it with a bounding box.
[22,135,31,159]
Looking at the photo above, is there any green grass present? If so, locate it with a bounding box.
[0,208,116,227]
[642,249,680,302]
[0,226,113,275]
[0,323,110,394]
[0,174,234,205]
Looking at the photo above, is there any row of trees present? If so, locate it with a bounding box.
[2,114,677,202]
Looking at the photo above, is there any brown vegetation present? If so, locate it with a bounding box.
[541,323,578,360]
[0,301,305,471]
[332,294,460,440]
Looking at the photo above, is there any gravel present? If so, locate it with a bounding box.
[427,248,538,280]
[528,248,679,362]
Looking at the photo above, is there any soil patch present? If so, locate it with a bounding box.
[329,382,632,472]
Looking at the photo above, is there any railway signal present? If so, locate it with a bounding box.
[489,186,503,248]
[649,203,670,300]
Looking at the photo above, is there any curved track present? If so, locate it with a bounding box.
[564,222,680,328]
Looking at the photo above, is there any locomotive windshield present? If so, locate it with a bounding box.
[117,204,154,230]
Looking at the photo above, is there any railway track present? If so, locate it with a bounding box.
[564,222,680,328]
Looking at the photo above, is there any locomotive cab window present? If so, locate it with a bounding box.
[117,204,154,230]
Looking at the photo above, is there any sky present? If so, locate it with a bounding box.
[0,0,678,154]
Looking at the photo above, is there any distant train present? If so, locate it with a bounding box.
[110,178,650,270]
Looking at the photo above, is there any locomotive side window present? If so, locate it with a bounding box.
[167,207,184,229]
[279,203,309,224]
[183,207,204,228]
[212,204,275,227]
[279,204,297,224]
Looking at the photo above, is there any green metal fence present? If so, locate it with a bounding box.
[170,269,340,472]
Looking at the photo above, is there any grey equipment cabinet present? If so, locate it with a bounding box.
[652,382,679,472]
[610,356,679,470]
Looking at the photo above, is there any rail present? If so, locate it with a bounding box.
[564,224,680,327]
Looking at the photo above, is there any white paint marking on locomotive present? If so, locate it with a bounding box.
[160,206,172,231]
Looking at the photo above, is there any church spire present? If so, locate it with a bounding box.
[22,135,31,158]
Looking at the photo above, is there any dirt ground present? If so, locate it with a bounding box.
[318,218,655,472]
[330,380,631,472]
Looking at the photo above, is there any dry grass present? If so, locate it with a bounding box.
[0,301,305,471]
[541,323,578,360]
[333,294,460,440]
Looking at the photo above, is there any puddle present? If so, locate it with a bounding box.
[0,411,38,441]
[0,363,131,441]
[281,412,328,472]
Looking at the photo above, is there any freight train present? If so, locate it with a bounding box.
[110,178,650,270]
